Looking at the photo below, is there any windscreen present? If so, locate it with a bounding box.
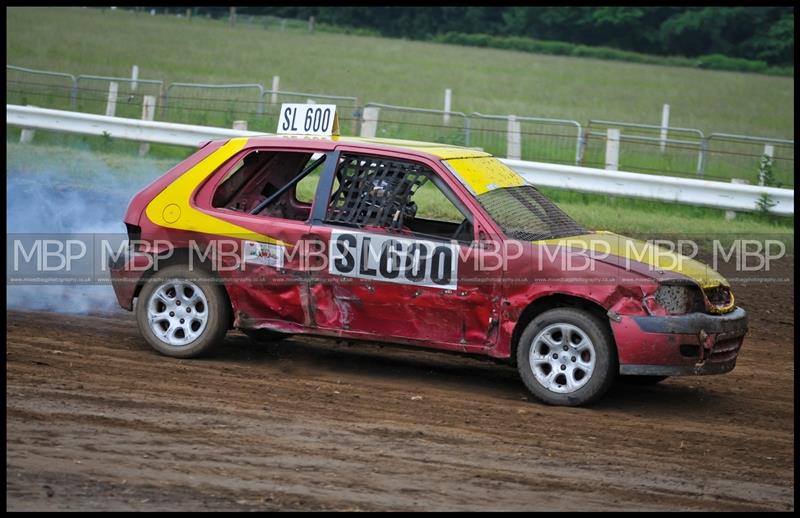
[476,185,586,241]
[445,156,586,241]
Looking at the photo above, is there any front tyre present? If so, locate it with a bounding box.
[136,265,230,358]
[516,308,616,406]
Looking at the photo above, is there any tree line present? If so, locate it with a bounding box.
[141,7,795,68]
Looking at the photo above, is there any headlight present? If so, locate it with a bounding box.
[650,284,705,315]
[703,285,735,314]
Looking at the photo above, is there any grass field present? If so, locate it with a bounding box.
[6,7,794,138]
[7,142,793,246]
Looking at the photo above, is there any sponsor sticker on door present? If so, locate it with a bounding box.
[243,240,284,268]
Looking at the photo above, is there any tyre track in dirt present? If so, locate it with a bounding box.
[6,276,795,511]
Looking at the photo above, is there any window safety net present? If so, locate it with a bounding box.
[326,154,430,230]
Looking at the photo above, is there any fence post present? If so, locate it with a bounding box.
[19,105,37,144]
[19,128,35,144]
[443,88,452,125]
[575,127,584,165]
[131,65,139,93]
[158,81,167,120]
[360,106,380,138]
[760,144,775,186]
[138,95,156,156]
[352,98,362,136]
[271,76,280,104]
[697,138,707,177]
[70,77,78,110]
[308,16,315,33]
[725,178,750,220]
[507,115,521,160]
[605,128,620,170]
[660,103,670,152]
[577,132,587,166]
[105,81,119,117]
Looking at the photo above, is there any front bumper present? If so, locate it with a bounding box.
[612,307,748,376]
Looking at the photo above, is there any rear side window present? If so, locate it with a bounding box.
[211,150,326,222]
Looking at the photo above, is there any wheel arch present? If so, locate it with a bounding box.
[132,247,235,328]
[510,293,616,367]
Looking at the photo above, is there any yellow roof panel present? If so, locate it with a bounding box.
[247,134,490,159]
[332,136,491,159]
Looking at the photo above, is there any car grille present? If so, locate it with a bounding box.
[708,335,743,363]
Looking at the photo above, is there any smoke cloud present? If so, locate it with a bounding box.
[6,143,178,314]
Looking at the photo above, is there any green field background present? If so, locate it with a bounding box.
[6,7,794,137]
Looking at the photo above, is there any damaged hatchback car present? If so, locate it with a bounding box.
[110,134,748,406]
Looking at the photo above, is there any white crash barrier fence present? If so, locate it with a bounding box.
[6,104,794,216]
[7,104,265,147]
[503,159,793,216]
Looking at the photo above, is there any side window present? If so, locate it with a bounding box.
[295,157,326,204]
[325,154,473,242]
[212,150,326,222]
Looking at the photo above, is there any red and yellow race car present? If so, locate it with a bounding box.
[109,133,747,406]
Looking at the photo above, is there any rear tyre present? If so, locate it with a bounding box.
[136,265,230,358]
[516,308,616,406]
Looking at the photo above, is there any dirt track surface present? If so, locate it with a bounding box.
[6,278,795,511]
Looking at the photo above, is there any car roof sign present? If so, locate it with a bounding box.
[277,103,339,137]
